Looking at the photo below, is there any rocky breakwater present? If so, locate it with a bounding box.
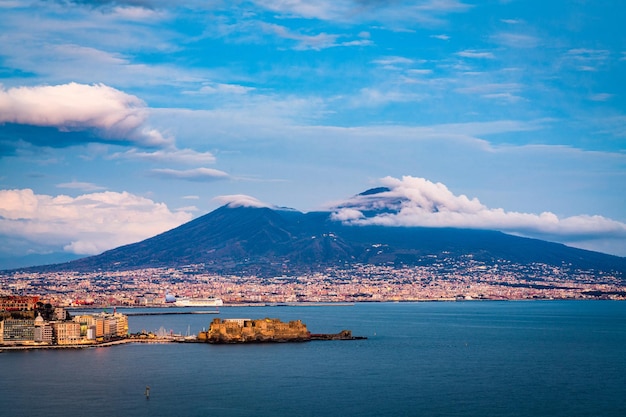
[197,318,365,344]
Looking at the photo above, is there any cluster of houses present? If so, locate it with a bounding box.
[0,295,128,346]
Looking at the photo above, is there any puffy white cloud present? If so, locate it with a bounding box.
[0,82,171,147]
[330,207,364,222]
[0,188,192,255]
[331,176,626,245]
[213,194,271,208]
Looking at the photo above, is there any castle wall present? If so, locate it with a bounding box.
[201,318,310,343]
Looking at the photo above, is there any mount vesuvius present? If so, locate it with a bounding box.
[22,188,626,279]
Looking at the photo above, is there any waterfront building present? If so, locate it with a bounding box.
[73,314,96,326]
[52,321,82,345]
[34,324,54,344]
[93,313,127,340]
[2,319,35,344]
[34,314,53,344]
[103,317,118,338]
[114,313,129,337]
[86,325,96,340]
[95,317,105,339]
[73,314,96,337]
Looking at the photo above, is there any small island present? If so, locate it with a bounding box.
[197,317,365,343]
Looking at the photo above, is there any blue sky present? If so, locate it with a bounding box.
[0,0,625,266]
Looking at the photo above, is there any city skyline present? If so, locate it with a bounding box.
[1,1,625,266]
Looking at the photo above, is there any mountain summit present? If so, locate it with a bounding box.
[27,196,626,277]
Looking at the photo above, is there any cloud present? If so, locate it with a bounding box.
[455,82,522,95]
[564,48,610,72]
[213,194,271,208]
[456,50,495,59]
[588,93,613,102]
[354,88,425,106]
[330,207,364,221]
[112,148,217,164]
[149,167,229,181]
[330,176,626,248]
[407,69,433,76]
[0,1,23,8]
[0,82,171,148]
[372,56,415,66]
[56,181,107,192]
[0,188,191,255]
[184,82,256,95]
[260,23,368,50]
[252,0,471,25]
[61,0,162,9]
[455,83,524,102]
[596,115,626,138]
[340,39,373,47]
[491,32,540,48]
[500,19,522,25]
[109,5,166,21]
[253,0,348,20]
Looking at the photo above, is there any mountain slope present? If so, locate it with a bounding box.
[28,204,626,277]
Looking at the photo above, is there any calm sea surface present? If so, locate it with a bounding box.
[1,301,625,417]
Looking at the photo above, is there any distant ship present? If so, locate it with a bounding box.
[173,297,224,307]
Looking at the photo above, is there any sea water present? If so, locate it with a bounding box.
[1,301,625,417]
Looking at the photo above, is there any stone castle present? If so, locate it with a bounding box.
[198,318,310,343]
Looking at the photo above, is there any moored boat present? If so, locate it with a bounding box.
[173,297,223,307]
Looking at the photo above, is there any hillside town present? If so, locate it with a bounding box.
[1,255,625,307]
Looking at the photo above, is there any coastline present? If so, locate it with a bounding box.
[66,302,357,311]
[0,337,185,351]
[62,299,626,318]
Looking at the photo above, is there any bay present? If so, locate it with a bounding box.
[1,301,625,417]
